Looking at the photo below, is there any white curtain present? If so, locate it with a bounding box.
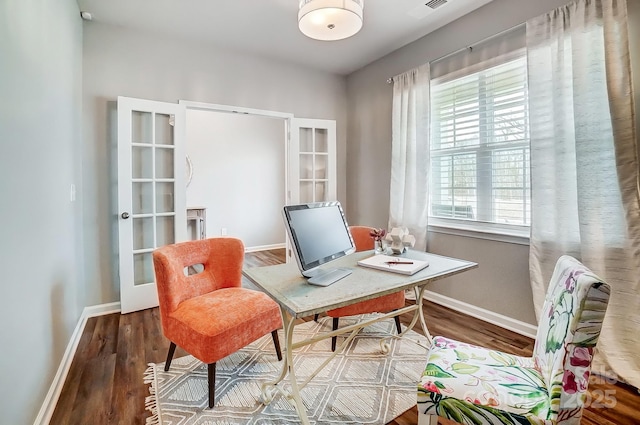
[389,64,430,250]
[527,0,640,388]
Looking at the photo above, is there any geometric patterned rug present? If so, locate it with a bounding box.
[144,315,428,424]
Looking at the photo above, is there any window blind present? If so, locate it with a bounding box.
[430,56,530,226]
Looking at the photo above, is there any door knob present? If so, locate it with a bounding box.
[121,212,130,219]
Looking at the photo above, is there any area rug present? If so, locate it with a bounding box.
[144,315,428,424]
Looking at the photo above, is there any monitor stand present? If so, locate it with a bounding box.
[305,267,352,286]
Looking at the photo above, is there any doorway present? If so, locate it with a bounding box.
[185,108,287,251]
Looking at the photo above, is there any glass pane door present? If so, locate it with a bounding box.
[118,96,186,313]
[290,118,336,205]
[288,118,337,263]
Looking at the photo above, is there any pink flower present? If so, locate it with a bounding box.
[369,228,386,241]
[564,276,575,292]
[562,371,578,394]
[505,374,518,383]
[570,347,593,367]
[564,270,583,292]
[422,381,441,394]
[434,338,455,349]
[563,370,588,394]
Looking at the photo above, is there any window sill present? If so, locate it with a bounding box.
[428,218,530,245]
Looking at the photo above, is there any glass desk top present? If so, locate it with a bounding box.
[243,250,477,319]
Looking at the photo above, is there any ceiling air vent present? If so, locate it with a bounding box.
[425,0,448,9]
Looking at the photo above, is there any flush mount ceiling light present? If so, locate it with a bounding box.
[298,0,364,41]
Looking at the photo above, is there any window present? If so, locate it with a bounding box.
[430,56,530,229]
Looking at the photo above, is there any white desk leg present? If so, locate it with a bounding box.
[280,310,311,425]
[378,285,432,350]
[259,309,310,424]
[414,285,432,344]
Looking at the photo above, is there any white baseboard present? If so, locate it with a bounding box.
[33,302,121,425]
[245,243,286,253]
[422,290,538,339]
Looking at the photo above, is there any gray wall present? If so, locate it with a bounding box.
[82,23,347,305]
[346,0,589,326]
[0,0,83,423]
[186,109,286,247]
[4,1,639,421]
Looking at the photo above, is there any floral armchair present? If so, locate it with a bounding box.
[417,255,610,425]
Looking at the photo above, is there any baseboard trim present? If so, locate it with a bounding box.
[245,243,286,253]
[422,290,538,339]
[34,302,122,425]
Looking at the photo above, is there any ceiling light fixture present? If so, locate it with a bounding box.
[298,0,364,41]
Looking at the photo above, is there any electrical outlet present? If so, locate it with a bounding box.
[221,227,227,236]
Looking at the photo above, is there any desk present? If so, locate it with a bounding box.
[242,249,477,424]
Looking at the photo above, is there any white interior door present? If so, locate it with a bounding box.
[287,118,337,261]
[117,96,187,314]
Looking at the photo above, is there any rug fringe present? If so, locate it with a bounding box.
[144,363,161,425]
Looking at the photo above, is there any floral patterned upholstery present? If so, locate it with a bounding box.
[417,255,610,425]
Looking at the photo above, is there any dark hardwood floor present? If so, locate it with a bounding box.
[50,249,640,424]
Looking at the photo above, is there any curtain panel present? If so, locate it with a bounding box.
[389,64,430,250]
[527,0,640,388]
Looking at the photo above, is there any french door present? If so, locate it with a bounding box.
[287,118,337,261]
[116,99,336,310]
[117,96,187,314]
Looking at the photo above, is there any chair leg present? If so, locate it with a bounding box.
[271,330,283,361]
[314,313,319,322]
[208,363,216,408]
[394,315,402,334]
[164,342,177,372]
[331,317,339,352]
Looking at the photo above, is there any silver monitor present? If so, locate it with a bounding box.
[282,201,355,286]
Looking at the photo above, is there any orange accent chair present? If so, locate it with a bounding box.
[152,237,282,408]
[316,225,405,351]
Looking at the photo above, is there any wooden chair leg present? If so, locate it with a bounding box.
[208,363,216,408]
[164,342,177,372]
[394,315,402,334]
[271,330,282,361]
[331,317,339,352]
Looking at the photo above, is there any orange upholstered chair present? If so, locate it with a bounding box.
[321,225,405,351]
[152,237,282,408]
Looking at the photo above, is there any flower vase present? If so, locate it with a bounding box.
[374,239,385,254]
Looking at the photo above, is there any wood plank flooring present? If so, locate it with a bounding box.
[50,249,640,424]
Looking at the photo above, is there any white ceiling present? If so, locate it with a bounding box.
[76,0,495,75]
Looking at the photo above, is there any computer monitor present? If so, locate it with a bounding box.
[283,201,355,286]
